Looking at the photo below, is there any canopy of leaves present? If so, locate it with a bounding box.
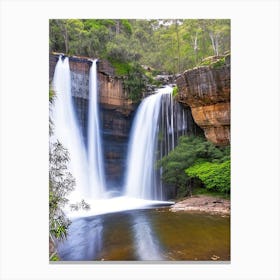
[50,19,230,102]
[49,19,230,74]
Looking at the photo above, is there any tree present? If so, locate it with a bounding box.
[49,141,75,241]
[49,88,74,260]
[201,19,230,56]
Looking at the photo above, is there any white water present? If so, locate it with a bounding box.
[52,57,174,218]
[51,56,89,200]
[52,57,106,202]
[87,59,106,199]
[66,196,173,219]
[52,57,180,218]
[124,86,173,200]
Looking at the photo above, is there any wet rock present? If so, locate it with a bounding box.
[155,74,176,85]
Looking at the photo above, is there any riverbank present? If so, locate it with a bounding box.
[170,195,230,215]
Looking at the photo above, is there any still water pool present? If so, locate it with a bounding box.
[57,208,230,261]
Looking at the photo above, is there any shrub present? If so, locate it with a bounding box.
[172,86,178,97]
[158,135,230,197]
[185,160,230,193]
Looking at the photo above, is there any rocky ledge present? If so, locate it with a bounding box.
[176,54,230,146]
[170,195,230,215]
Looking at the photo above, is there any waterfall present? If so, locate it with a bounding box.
[159,93,188,156]
[124,86,173,200]
[51,56,106,202]
[51,55,188,217]
[87,59,106,199]
[51,56,89,199]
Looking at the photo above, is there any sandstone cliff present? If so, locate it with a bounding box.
[176,55,230,146]
[49,54,134,114]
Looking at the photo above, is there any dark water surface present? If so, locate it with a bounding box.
[57,208,230,261]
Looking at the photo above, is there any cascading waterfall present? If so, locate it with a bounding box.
[124,85,190,201]
[51,56,106,202]
[157,93,189,199]
[51,55,189,217]
[124,86,173,200]
[87,59,106,199]
[51,56,89,199]
[159,93,188,157]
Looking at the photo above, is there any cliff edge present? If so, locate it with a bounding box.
[176,54,230,146]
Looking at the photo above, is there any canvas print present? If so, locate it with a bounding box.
[49,19,230,262]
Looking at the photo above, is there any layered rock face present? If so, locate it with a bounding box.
[176,56,230,146]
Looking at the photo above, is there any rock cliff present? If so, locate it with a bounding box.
[176,55,230,146]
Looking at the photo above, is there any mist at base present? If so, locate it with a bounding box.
[64,195,174,220]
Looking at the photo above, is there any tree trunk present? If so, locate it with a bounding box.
[175,20,181,73]
[115,19,120,35]
[209,32,216,55]
[193,31,198,64]
[209,32,219,56]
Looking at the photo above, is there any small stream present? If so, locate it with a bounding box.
[57,208,230,261]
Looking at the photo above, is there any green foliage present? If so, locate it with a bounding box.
[110,59,132,76]
[49,141,75,240]
[212,56,226,69]
[120,19,132,35]
[49,90,91,242]
[49,83,91,260]
[199,56,226,68]
[107,35,135,62]
[172,86,178,97]
[108,59,146,102]
[191,187,230,199]
[123,62,146,102]
[50,254,60,261]
[49,139,91,241]
[49,87,55,102]
[144,70,161,86]
[49,19,230,74]
[49,86,55,135]
[158,135,230,198]
[186,160,230,193]
[49,19,230,104]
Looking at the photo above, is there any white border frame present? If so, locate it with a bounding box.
[1,0,279,279]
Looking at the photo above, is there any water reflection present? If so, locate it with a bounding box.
[131,211,165,260]
[56,209,230,261]
[57,217,103,261]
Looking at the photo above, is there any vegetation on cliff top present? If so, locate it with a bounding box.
[50,19,230,74]
[50,19,230,101]
[198,53,230,69]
